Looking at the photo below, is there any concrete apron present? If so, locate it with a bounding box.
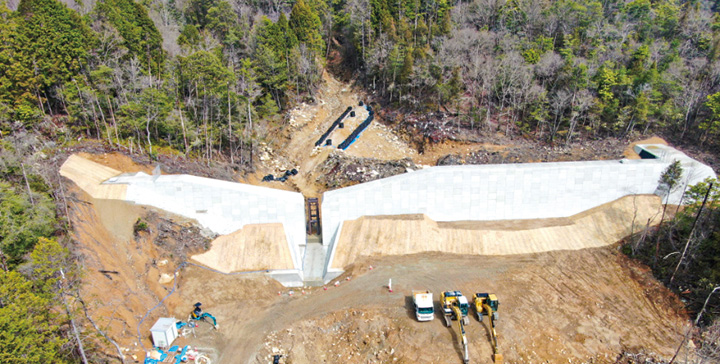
[302,236,327,286]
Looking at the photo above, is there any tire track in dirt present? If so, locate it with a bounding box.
[179,249,687,363]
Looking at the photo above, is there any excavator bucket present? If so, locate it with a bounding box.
[493,353,503,364]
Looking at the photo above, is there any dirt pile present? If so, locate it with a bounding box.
[144,209,211,261]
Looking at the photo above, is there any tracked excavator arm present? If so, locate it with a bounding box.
[452,305,470,364]
[482,302,502,364]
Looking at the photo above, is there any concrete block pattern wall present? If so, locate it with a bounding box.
[106,174,306,270]
[322,160,656,245]
[321,151,716,279]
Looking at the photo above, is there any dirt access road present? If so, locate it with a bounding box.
[250,71,418,197]
[176,248,686,364]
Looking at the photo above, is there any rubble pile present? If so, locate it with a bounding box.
[316,152,418,188]
[436,141,629,166]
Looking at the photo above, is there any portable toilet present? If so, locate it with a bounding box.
[150,317,178,347]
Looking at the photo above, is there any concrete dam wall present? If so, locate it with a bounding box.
[320,144,716,281]
[60,144,716,287]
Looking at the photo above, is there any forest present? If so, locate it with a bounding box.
[0,0,719,362]
[0,0,718,160]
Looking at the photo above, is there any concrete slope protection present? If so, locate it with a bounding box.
[320,144,716,280]
[60,142,716,287]
[60,155,307,286]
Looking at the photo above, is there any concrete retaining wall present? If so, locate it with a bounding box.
[321,145,716,280]
[77,144,714,286]
[106,174,306,272]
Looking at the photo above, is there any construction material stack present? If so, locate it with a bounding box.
[474,293,502,364]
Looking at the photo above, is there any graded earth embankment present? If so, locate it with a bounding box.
[331,194,662,269]
[191,223,295,273]
[59,154,127,199]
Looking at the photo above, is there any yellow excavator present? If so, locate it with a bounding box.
[474,293,502,364]
[441,291,470,364]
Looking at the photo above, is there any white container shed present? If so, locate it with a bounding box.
[150,317,178,348]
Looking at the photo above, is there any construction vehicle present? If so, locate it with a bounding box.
[474,293,502,364]
[441,291,470,326]
[190,302,218,330]
[441,291,470,363]
[412,290,434,321]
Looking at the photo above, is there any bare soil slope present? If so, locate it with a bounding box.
[191,223,294,273]
[68,188,185,351]
[331,195,662,269]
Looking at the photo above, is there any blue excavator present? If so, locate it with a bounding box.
[190,302,218,330]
